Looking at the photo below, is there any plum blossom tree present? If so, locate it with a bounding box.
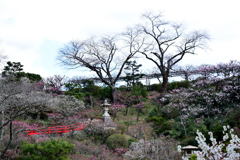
[124,137,181,160]
[44,75,66,94]
[0,76,85,158]
[0,77,49,158]
[180,126,240,160]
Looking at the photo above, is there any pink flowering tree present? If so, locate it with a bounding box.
[44,75,66,95]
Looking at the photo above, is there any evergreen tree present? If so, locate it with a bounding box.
[2,61,23,77]
[124,60,144,87]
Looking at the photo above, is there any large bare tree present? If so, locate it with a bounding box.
[58,34,142,102]
[134,13,209,93]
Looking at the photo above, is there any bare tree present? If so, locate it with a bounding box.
[134,13,209,93]
[58,34,142,102]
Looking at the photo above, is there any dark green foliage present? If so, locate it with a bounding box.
[131,84,147,98]
[226,108,240,127]
[16,72,42,81]
[189,154,197,160]
[2,61,23,77]
[106,134,135,149]
[147,83,161,91]
[147,105,210,144]
[167,80,190,90]
[65,88,85,100]
[123,60,144,87]
[64,79,112,102]
[18,139,74,160]
[181,136,197,146]
[99,86,112,100]
[1,61,42,81]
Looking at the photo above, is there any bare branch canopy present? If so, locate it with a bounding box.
[133,13,209,92]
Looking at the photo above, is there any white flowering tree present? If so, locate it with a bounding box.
[180,126,240,160]
[0,77,85,158]
[0,78,49,158]
[124,137,181,160]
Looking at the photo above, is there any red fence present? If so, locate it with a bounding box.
[24,123,86,135]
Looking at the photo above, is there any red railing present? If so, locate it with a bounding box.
[24,123,86,135]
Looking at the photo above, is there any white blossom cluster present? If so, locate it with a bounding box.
[124,137,181,160]
[181,126,240,160]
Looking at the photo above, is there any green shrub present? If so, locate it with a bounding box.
[167,80,190,90]
[83,124,115,143]
[148,83,161,91]
[131,84,147,98]
[18,139,74,160]
[189,154,197,160]
[116,124,127,134]
[181,136,197,146]
[99,87,112,99]
[16,72,42,82]
[65,88,85,100]
[106,134,135,149]
[226,108,240,127]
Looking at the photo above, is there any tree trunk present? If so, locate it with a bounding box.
[160,73,169,93]
[89,95,94,108]
[184,73,189,81]
[0,121,13,159]
[110,86,116,103]
[0,111,4,141]
[125,106,129,116]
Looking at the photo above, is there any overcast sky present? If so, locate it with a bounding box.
[0,0,239,78]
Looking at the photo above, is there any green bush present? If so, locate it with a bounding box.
[83,124,115,143]
[106,134,135,149]
[167,80,190,90]
[131,84,147,98]
[226,108,240,127]
[65,88,85,100]
[147,83,161,91]
[18,139,74,160]
[189,154,197,160]
[16,72,42,82]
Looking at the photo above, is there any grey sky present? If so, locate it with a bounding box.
[0,0,239,77]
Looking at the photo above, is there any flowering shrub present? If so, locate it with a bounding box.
[147,74,240,144]
[124,137,181,160]
[114,148,128,155]
[181,126,240,160]
[175,60,240,80]
[12,120,49,144]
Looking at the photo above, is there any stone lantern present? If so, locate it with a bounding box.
[102,99,112,124]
